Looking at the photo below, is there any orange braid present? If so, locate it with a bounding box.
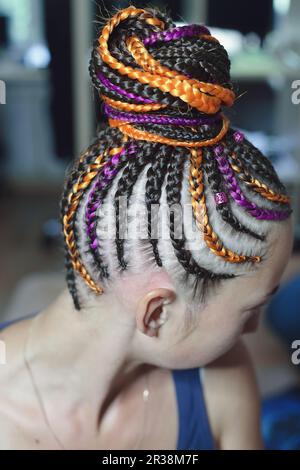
[63,143,126,293]
[97,8,235,114]
[126,35,197,80]
[109,116,230,148]
[189,149,261,264]
[101,95,166,113]
[126,35,234,108]
[200,34,219,43]
[229,152,290,204]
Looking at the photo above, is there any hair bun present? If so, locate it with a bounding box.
[90,6,234,119]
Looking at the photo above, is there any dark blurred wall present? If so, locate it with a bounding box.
[44,0,74,161]
[208,0,274,38]
[93,0,183,22]
[0,15,9,48]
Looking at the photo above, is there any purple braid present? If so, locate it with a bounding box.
[98,72,156,104]
[103,104,221,127]
[143,24,211,46]
[214,145,291,221]
[85,143,137,251]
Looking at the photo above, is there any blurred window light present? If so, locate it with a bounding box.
[175,22,243,56]
[273,0,291,15]
[0,0,31,43]
[23,43,51,68]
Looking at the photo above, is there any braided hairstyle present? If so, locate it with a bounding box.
[60,6,292,310]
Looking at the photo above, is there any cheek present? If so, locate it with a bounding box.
[166,310,243,369]
[192,320,242,366]
[155,309,243,369]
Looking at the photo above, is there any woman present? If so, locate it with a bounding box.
[0,6,293,450]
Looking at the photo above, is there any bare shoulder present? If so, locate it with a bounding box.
[0,317,31,380]
[203,340,263,450]
[0,318,33,447]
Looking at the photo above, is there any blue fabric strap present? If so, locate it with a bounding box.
[172,367,215,450]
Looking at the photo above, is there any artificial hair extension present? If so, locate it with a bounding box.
[97,8,235,114]
[85,141,137,278]
[165,148,233,280]
[189,149,261,264]
[213,144,291,221]
[227,150,290,204]
[63,135,128,296]
[145,145,172,266]
[101,95,167,112]
[202,147,265,241]
[63,150,107,294]
[113,142,159,269]
[60,138,111,309]
[108,116,230,147]
[61,6,292,309]
[224,129,287,193]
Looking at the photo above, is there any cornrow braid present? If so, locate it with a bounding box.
[202,147,265,241]
[165,149,233,280]
[62,131,129,298]
[213,144,291,221]
[224,129,287,193]
[85,141,137,278]
[63,150,107,294]
[189,149,261,264]
[60,135,116,309]
[227,149,290,205]
[145,146,172,266]
[114,142,158,269]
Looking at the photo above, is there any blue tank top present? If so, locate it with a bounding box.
[172,367,215,450]
[0,315,215,450]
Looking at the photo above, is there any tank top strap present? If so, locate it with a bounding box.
[172,367,215,450]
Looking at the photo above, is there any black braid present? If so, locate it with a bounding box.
[150,38,231,87]
[145,145,171,265]
[114,142,158,269]
[136,122,222,143]
[60,128,121,309]
[224,130,287,194]
[202,147,265,241]
[90,48,187,112]
[60,141,103,310]
[84,135,127,279]
[89,12,233,115]
[165,149,232,283]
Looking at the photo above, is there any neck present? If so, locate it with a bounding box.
[25,288,148,439]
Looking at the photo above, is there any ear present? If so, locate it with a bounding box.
[136,288,176,337]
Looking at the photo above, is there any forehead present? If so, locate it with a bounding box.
[217,221,294,306]
[250,221,293,289]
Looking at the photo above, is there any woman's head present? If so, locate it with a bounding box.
[60,6,293,367]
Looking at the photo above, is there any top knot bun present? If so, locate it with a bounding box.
[90,6,235,113]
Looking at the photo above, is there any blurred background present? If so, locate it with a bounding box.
[1,0,300,449]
